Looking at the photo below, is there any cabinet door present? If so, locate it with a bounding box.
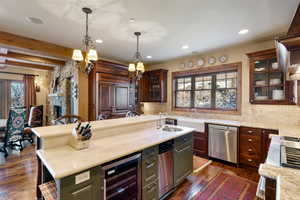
[98,82,114,114]
[173,142,193,186]
[114,84,129,112]
[193,132,208,158]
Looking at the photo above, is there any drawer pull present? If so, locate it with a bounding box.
[248,130,253,134]
[146,162,155,169]
[145,174,156,182]
[248,149,253,152]
[248,139,252,142]
[117,188,125,193]
[248,159,252,162]
[175,145,191,153]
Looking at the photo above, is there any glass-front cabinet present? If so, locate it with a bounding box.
[247,49,295,105]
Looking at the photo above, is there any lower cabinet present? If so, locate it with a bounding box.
[265,177,276,200]
[173,134,193,186]
[239,126,278,167]
[58,166,104,200]
[142,145,159,200]
[193,131,208,158]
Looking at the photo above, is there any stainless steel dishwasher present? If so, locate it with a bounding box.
[208,124,238,163]
[158,140,174,198]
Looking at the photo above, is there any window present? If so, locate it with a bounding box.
[10,81,25,107]
[173,63,241,113]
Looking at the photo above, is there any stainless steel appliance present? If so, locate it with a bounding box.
[102,153,141,200]
[280,136,300,169]
[208,124,238,163]
[158,140,174,198]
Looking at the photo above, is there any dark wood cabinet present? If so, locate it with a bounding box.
[265,177,276,200]
[247,49,295,105]
[193,131,208,158]
[139,69,168,102]
[239,126,278,168]
[89,60,139,120]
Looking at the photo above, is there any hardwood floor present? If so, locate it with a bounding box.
[0,146,259,200]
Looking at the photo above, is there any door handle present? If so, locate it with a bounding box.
[175,145,191,153]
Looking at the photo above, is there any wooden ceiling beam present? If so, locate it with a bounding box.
[0,31,73,59]
[0,51,65,66]
[5,60,54,71]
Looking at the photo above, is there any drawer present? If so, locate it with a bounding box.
[240,127,261,137]
[142,145,158,159]
[142,156,158,187]
[174,133,193,148]
[240,155,260,167]
[142,180,159,200]
[240,143,261,158]
[240,134,261,149]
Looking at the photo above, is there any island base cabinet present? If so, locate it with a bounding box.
[173,134,193,187]
[142,180,159,200]
[57,166,104,200]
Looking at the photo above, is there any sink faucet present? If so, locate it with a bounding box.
[157,112,168,129]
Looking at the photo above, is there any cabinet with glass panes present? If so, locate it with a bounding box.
[247,49,295,105]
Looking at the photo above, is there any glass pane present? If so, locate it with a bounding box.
[227,78,237,88]
[177,82,184,90]
[176,91,191,107]
[11,81,25,107]
[195,91,211,108]
[227,72,237,78]
[203,76,212,81]
[184,78,191,90]
[195,77,203,82]
[195,81,203,90]
[216,89,237,109]
[216,79,226,88]
[203,81,212,89]
[254,60,268,72]
[217,73,226,79]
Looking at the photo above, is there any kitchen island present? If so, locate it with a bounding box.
[33,115,195,200]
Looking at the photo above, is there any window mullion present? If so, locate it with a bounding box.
[190,76,195,108]
[211,75,216,109]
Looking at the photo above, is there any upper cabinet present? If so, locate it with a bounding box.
[139,69,168,103]
[247,49,295,105]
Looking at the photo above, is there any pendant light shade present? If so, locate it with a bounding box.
[128,63,136,72]
[72,49,84,61]
[87,49,98,61]
[136,62,145,72]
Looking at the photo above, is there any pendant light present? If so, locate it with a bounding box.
[72,7,98,75]
[128,32,145,80]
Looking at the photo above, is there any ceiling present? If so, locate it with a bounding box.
[0,0,299,63]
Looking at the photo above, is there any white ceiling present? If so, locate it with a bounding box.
[0,0,299,63]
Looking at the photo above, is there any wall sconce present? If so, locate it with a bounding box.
[35,78,41,92]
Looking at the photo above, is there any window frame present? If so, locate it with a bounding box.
[172,62,242,115]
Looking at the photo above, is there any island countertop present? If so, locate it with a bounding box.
[37,125,194,179]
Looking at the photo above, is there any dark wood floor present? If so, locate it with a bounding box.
[0,146,259,200]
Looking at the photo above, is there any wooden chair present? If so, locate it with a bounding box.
[54,115,83,125]
[23,105,43,144]
[0,107,27,157]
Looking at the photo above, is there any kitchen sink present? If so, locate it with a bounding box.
[162,126,182,132]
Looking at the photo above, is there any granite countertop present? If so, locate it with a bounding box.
[37,125,194,179]
[259,136,300,200]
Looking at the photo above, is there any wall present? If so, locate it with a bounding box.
[145,40,300,126]
[0,65,49,122]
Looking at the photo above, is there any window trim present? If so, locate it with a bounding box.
[172,62,242,115]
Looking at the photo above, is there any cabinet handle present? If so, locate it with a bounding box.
[248,130,253,134]
[248,139,252,142]
[117,188,125,193]
[145,174,156,182]
[146,162,155,169]
[175,145,191,153]
[262,130,265,133]
[248,149,253,152]
[248,159,252,162]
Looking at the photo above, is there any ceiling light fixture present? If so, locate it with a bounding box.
[146,56,152,59]
[96,39,103,44]
[238,29,249,35]
[182,45,189,49]
[26,17,44,25]
[72,7,98,75]
[128,32,145,80]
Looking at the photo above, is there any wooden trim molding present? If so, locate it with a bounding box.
[0,31,73,58]
[171,62,242,115]
[5,60,54,71]
[0,51,65,66]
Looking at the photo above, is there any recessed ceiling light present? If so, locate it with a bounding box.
[96,39,103,44]
[129,18,135,23]
[238,29,249,35]
[26,17,44,25]
[146,56,152,59]
[182,45,189,49]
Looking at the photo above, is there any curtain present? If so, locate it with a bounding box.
[0,80,11,119]
[24,75,36,108]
